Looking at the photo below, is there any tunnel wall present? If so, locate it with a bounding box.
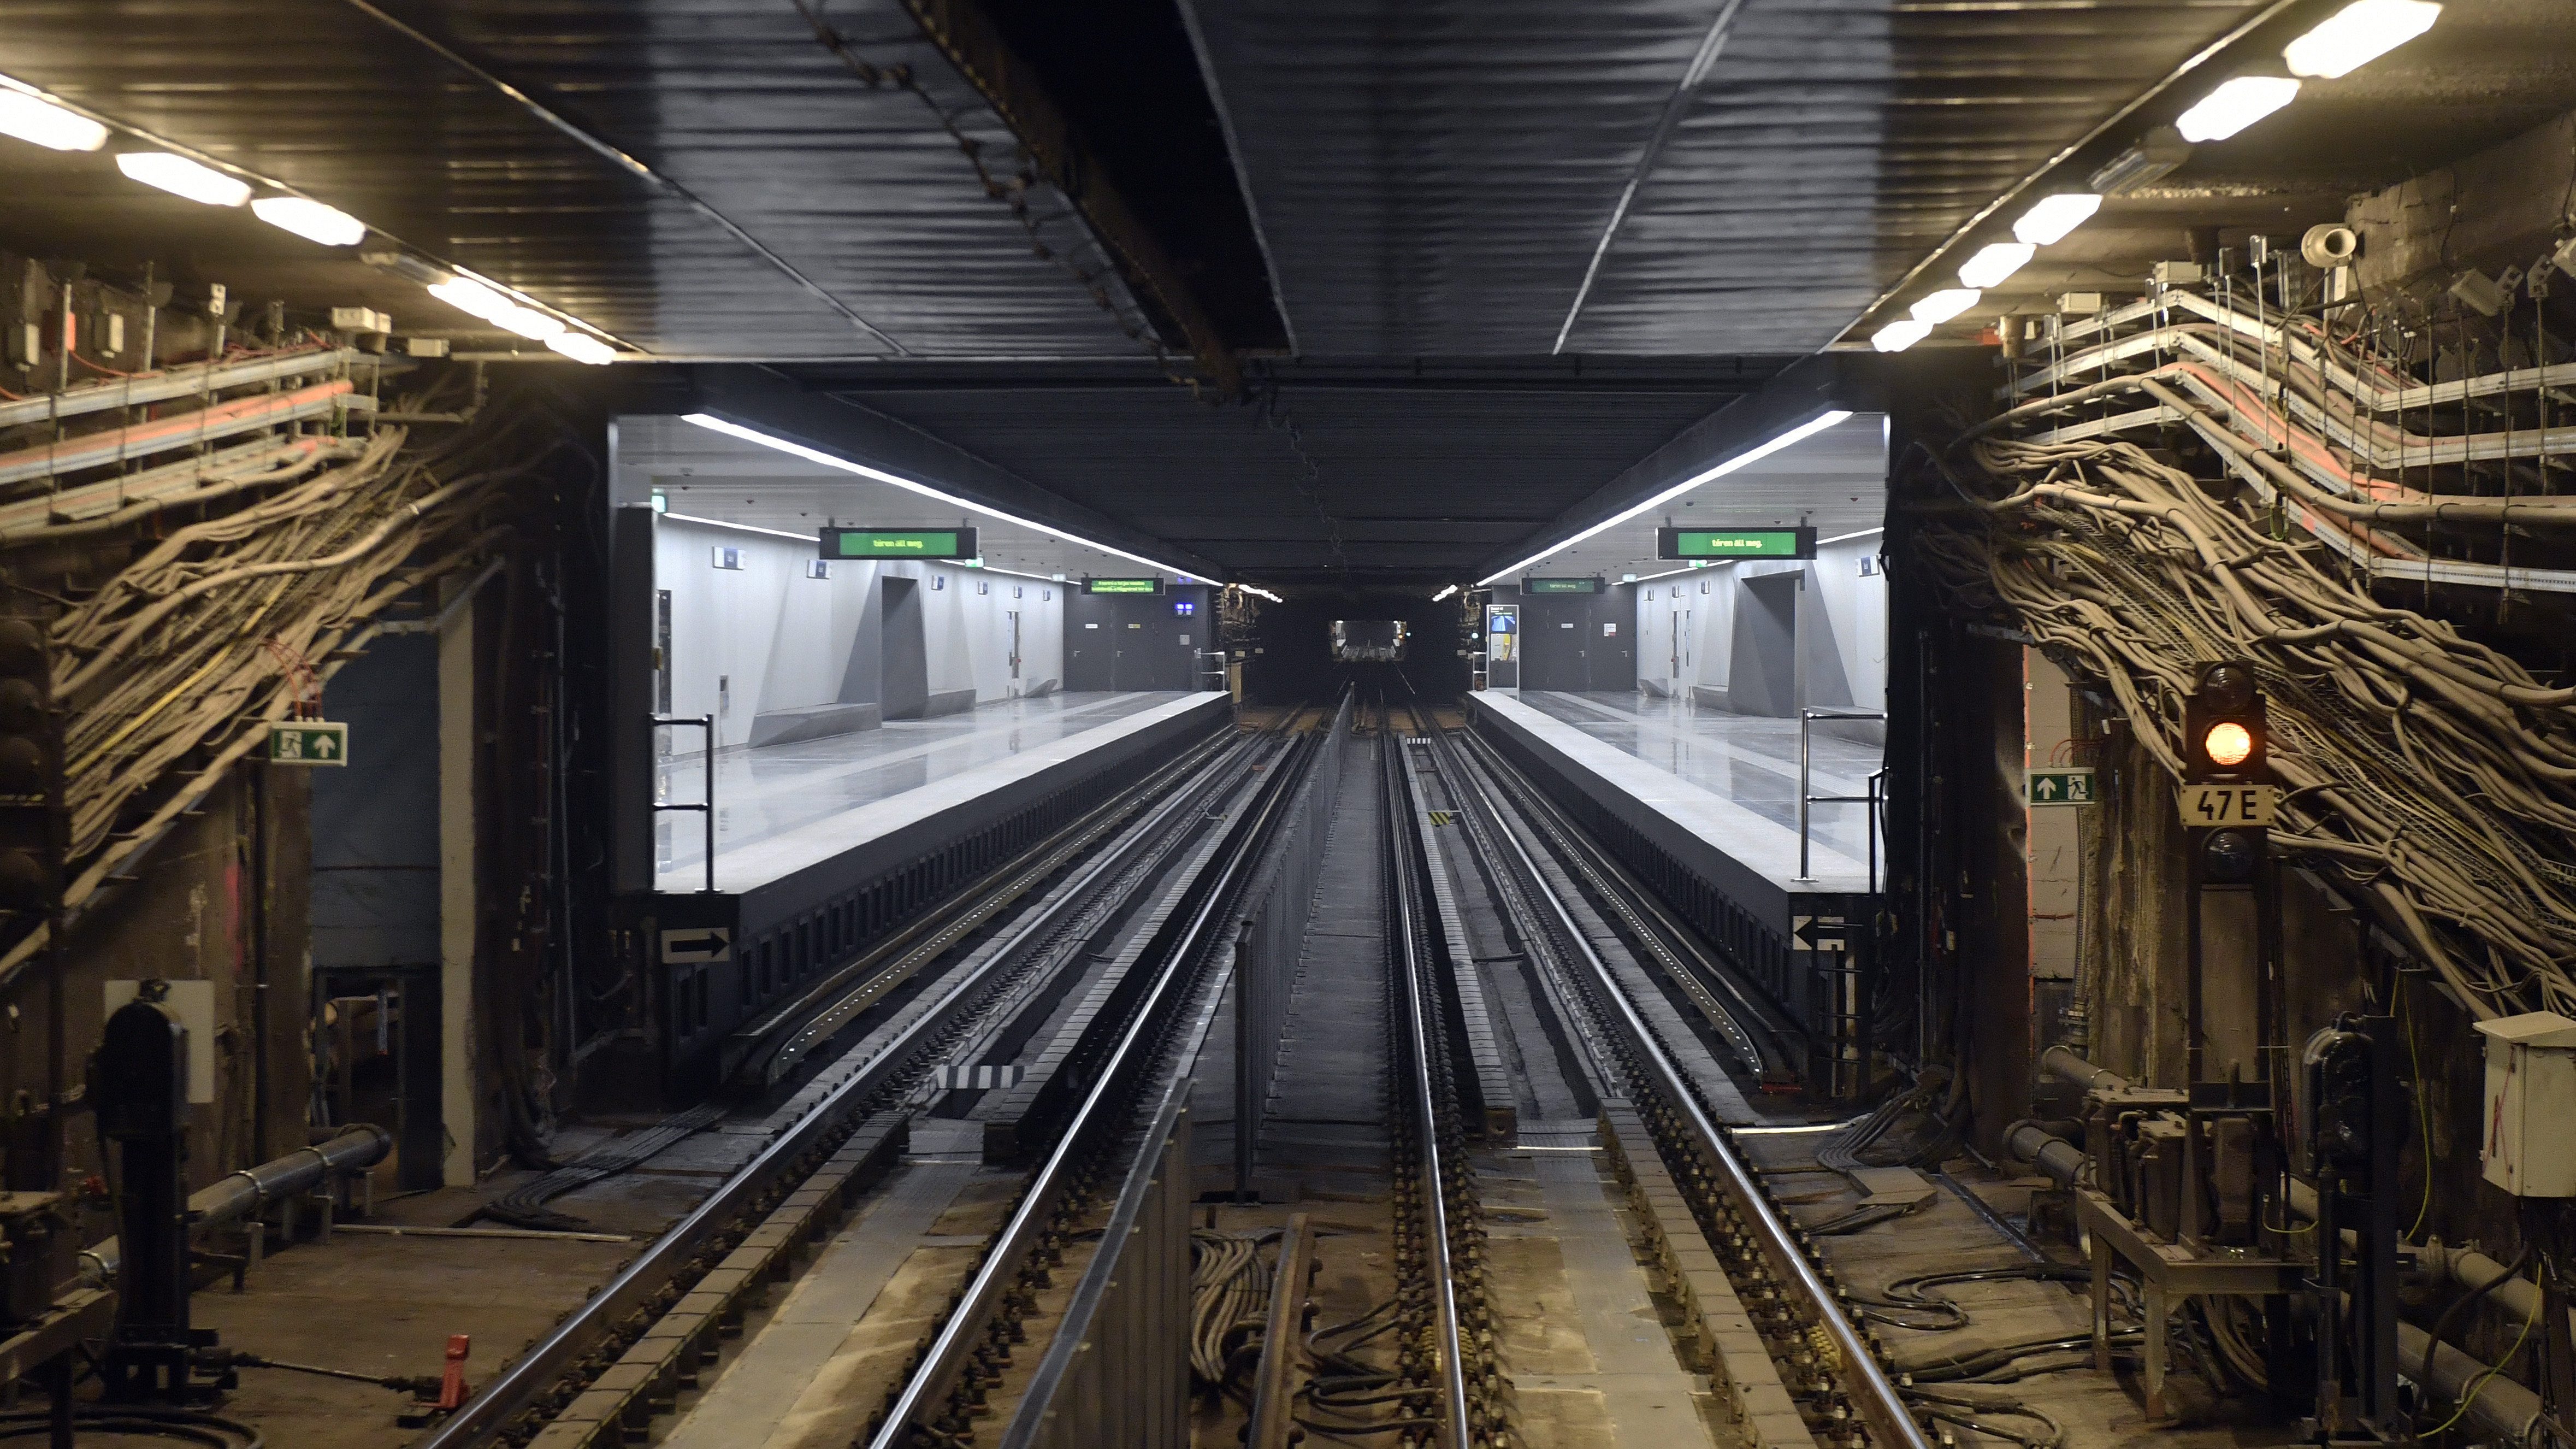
[1629,537,1888,724]
[1242,594,1469,705]
[651,513,1067,749]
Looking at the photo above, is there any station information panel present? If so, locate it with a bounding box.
[1656,527,1816,560]
[1521,576,1602,594]
[1082,576,1166,595]
[818,526,979,560]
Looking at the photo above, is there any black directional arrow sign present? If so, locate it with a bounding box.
[1791,915,1849,953]
[659,927,733,964]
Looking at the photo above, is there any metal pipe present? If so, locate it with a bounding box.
[2003,1118,2087,1187]
[80,1124,390,1285]
[2039,1044,2129,1091]
[1796,708,1812,881]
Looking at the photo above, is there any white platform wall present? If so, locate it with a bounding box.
[1632,534,1887,716]
[654,514,1066,750]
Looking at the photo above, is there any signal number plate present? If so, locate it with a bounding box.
[2177,784,2279,827]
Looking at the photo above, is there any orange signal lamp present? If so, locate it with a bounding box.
[2202,721,2255,768]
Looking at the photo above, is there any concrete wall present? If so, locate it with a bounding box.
[652,514,1065,750]
[1631,534,1888,720]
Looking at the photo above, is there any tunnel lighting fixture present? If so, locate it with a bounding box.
[2284,0,2441,78]
[2012,193,2101,247]
[1240,585,1283,603]
[546,332,617,365]
[250,195,367,247]
[1432,584,1458,602]
[1910,288,1981,325]
[1957,243,2036,290]
[1872,319,1934,353]
[116,151,250,207]
[2174,76,2301,144]
[1475,409,1854,586]
[679,414,1202,581]
[493,305,565,340]
[0,87,107,151]
[2087,128,2194,196]
[428,276,510,322]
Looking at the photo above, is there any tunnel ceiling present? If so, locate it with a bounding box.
[3,1,2572,590]
[783,356,1788,590]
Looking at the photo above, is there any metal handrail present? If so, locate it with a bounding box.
[1795,707,1887,886]
[649,714,717,893]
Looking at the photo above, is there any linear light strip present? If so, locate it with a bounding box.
[1476,409,1856,586]
[680,414,1207,582]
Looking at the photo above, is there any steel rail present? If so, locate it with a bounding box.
[1440,725,1931,1449]
[1385,713,1473,1449]
[730,721,1246,1089]
[871,726,1316,1448]
[1244,1215,1317,1449]
[413,727,1267,1449]
[1452,726,1798,1082]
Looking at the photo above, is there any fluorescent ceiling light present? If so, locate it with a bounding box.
[1240,585,1282,603]
[1475,409,1854,586]
[1431,584,1458,602]
[116,151,250,207]
[1872,319,1934,353]
[2285,0,2441,78]
[680,413,1204,581]
[1910,288,1981,324]
[2012,192,2101,246]
[251,195,366,246]
[493,304,565,340]
[546,332,616,364]
[2175,76,2301,143]
[0,89,106,151]
[1958,243,2036,290]
[428,276,509,321]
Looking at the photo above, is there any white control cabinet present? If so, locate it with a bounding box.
[2475,1011,2576,1198]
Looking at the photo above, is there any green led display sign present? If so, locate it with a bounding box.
[819,526,978,560]
[1521,576,1602,595]
[1082,576,1165,596]
[1657,526,1816,560]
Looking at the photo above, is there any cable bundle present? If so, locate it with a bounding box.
[0,385,558,986]
[1915,425,2576,1020]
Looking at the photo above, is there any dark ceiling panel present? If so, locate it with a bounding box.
[0,0,1155,358]
[1179,0,1729,355]
[799,360,1780,586]
[1565,0,2274,352]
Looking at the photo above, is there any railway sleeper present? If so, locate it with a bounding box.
[1598,1106,1819,1449]
[521,1113,910,1447]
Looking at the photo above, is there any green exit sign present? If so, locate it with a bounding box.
[1521,576,1600,595]
[2025,768,2095,805]
[1083,576,1165,595]
[269,721,348,767]
[1658,527,1817,560]
[819,526,978,560]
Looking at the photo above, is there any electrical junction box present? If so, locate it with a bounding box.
[330,306,392,334]
[2152,261,2206,286]
[2474,1010,2576,1197]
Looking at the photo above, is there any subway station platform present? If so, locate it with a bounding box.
[653,691,1206,894]
[1465,690,1885,1089]
[640,691,1233,1096]
[1470,691,1883,897]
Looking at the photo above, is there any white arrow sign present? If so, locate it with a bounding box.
[659,927,732,964]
